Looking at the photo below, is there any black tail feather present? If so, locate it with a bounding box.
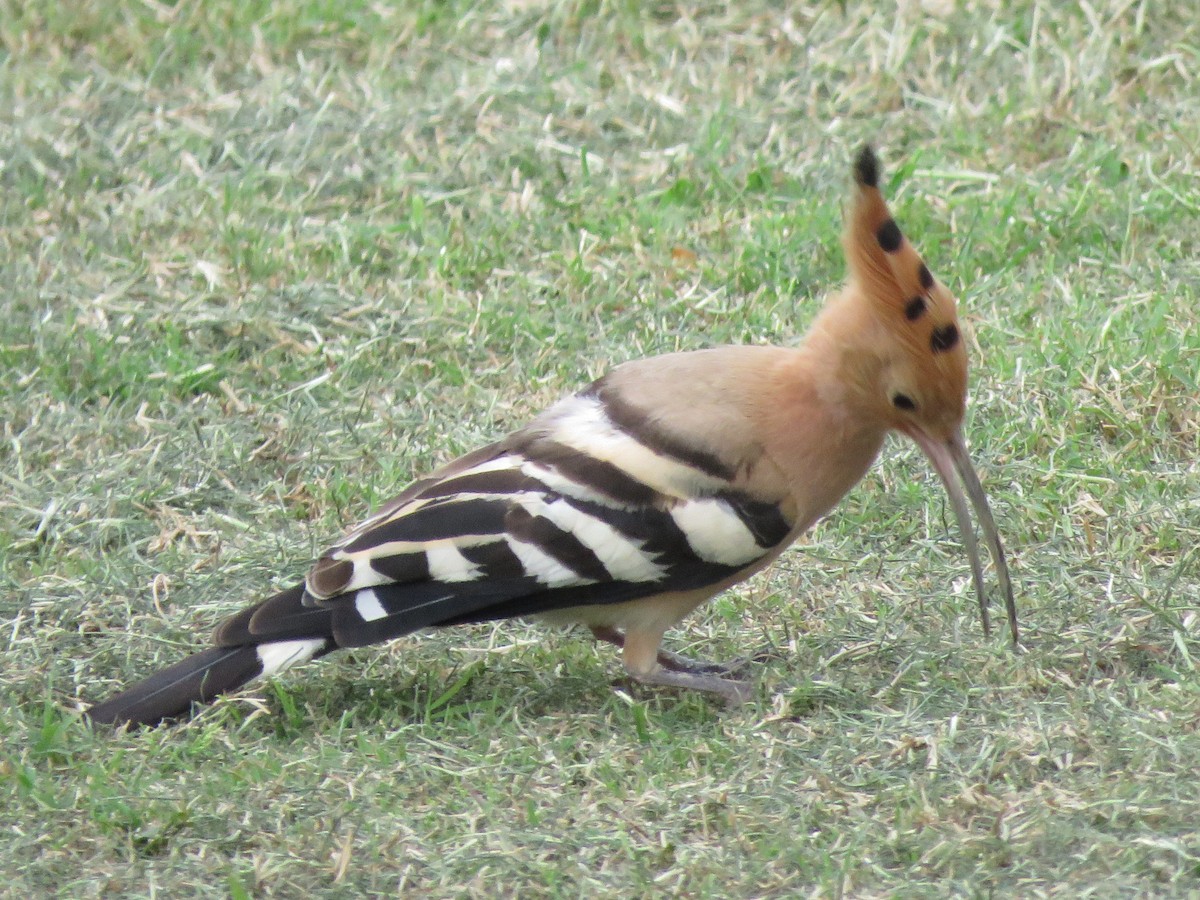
[86,646,266,728]
[90,583,339,728]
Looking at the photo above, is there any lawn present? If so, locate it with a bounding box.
[2,0,1199,895]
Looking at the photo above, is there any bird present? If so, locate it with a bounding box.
[86,146,1017,728]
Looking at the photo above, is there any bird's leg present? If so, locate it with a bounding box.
[590,625,753,706]
[588,625,771,677]
[588,624,626,650]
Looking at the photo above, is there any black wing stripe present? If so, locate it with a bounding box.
[369,550,431,584]
[563,494,696,562]
[516,437,662,506]
[506,504,613,582]
[329,441,512,554]
[586,378,737,481]
[717,492,794,548]
[342,496,511,552]
[458,539,529,580]
[414,467,541,502]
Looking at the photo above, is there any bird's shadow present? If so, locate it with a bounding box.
[236,650,794,739]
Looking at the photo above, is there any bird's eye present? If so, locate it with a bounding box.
[892,393,917,411]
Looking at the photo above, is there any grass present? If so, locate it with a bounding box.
[2,0,1199,894]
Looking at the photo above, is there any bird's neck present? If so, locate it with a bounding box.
[750,296,891,529]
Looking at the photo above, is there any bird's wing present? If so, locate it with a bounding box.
[244,380,796,650]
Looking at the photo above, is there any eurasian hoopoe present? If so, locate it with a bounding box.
[87,146,1017,728]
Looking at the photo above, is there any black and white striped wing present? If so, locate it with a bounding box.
[295,388,795,648]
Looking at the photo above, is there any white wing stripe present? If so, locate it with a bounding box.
[670,498,764,566]
[354,588,389,622]
[425,543,484,582]
[519,460,617,507]
[544,395,727,499]
[505,535,594,587]
[519,495,665,583]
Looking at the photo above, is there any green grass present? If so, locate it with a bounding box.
[3,0,1199,894]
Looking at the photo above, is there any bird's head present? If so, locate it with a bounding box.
[829,146,1018,646]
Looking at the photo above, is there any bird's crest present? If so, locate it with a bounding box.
[844,146,962,361]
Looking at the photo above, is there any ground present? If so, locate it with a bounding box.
[2,0,1199,895]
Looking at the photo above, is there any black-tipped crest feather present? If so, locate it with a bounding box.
[854,144,880,188]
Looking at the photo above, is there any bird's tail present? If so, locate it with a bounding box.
[87,585,334,728]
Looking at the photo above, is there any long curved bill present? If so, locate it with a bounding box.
[901,426,1019,647]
